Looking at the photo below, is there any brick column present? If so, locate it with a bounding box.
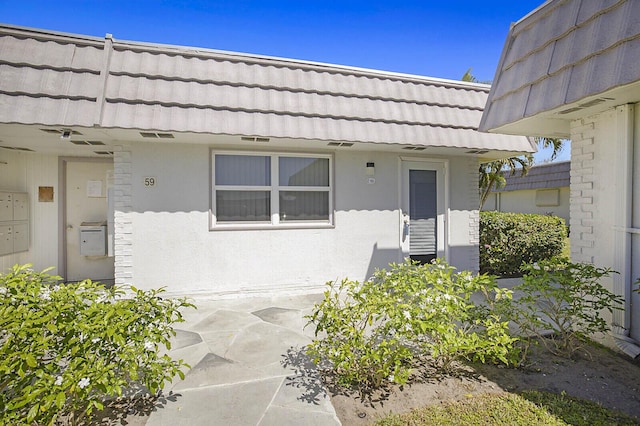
[113,145,133,286]
[467,157,480,273]
[569,118,597,264]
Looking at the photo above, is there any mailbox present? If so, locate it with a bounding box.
[79,221,107,256]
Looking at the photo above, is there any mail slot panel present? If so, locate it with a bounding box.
[0,191,30,257]
[80,222,107,256]
[13,223,29,253]
[0,225,11,256]
[0,193,12,222]
[13,192,28,221]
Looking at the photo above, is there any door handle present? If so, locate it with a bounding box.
[402,213,410,241]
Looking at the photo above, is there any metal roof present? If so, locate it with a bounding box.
[497,160,570,192]
[480,0,640,138]
[0,24,534,154]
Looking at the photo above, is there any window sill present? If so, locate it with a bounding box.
[209,222,335,231]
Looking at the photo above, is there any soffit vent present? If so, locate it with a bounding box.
[327,142,354,147]
[1,146,35,152]
[240,136,270,142]
[558,97,615,115]
[71,140,106,146]
[466,149,489,154]
[94,151,113,156]
[40,128,82,136]
[402,146,427,151]
[558,107,582,115]
[140,132,175,139]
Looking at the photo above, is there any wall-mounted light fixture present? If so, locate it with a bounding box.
[366,162,375,176]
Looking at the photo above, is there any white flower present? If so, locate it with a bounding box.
[388,374,395,382]
[144,341,155,351]
[91,337,100,344]
[403,311,411,320]
[40,288,51,301]
[54,376,63,386]
[78,377,90,389]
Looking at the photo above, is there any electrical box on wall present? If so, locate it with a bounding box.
[79,221,107,256]
[0,191,29,256]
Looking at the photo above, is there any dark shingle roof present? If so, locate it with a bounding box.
[497,161,570,192]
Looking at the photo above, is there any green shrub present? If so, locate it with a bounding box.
[480,211,566,277]
[0,264,194,425]
[513,257,622,358]
[305,260,518,391]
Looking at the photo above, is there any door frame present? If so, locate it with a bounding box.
[398,157,449,263]
[58,157,114,281]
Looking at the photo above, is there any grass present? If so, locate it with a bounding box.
[374,391,640,426]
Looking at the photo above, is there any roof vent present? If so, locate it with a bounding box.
[241,136,270,142]
[327,142,354,147]
[140,132,175,139]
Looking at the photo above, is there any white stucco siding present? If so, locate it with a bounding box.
[487,188,570,225]
[0,150,59,273]
[124,142,479,295]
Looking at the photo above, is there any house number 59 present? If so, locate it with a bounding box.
[144,177,156,187]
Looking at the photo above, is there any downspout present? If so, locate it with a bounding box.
[612,104,640,358]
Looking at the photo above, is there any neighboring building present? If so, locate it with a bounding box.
[480,0,640,356]
[483,161,570,225]
[0,24,533,297]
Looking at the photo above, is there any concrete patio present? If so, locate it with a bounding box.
[143,293,341,426]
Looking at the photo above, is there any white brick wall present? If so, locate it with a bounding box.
[113,145,133,285]
[569,118,597,264]
[467,157,480,272]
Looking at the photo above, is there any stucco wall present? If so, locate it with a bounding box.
[118,142,480,296]
[484,188,570,226]
[0,150,59,273]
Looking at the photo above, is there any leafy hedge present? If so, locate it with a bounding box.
[0,265,194,425]
[480,211,566,277]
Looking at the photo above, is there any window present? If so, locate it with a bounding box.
[535,189,560,207]
[212,152,332,227]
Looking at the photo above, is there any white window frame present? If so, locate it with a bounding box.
[211,150,334,230]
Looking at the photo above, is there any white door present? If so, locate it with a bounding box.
[64,160,114,282]
[401,161,446,264]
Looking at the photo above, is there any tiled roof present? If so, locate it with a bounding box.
[0,24,534,153]
[480,0,640,137]
[497,161,570,192]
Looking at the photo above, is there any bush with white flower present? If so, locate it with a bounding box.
[0,264,194,425]
[306,259,518,391]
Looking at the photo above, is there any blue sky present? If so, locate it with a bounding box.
[0,0,569,162]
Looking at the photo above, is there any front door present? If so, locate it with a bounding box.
[64,160,114,282]
[401,161,446,264]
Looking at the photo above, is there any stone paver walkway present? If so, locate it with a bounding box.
[144,293,341,426]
